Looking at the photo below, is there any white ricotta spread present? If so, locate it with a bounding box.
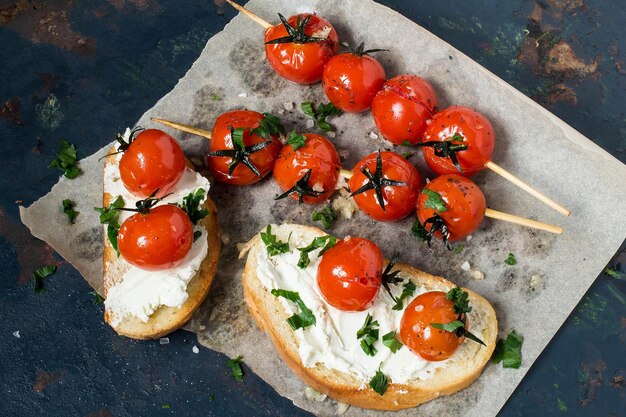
[255,228,488,385]
[103,129,211,326]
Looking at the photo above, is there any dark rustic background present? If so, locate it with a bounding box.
[0,0,624,416]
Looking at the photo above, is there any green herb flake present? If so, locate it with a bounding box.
[422,188,448,212]
[33,265,57,293]
[312,206,337,229]
[401,140,413,146]
[446,286,472,314]
[90,290,104,305]
[286,131,307,151]
[297,235,336,269]
[430,320,465,332]
[382,331,402,353]
[94,196,125,256]
[369,366,389,396]
[356,313,379,356]
[177,188,209,225]
[271,289,316,330]
[556,398,567,412]
[392,280,416,311]
[193,230,202,242]
[227,355,245,381]
[300,101,342,132]
[62,199,78,224]
[231,127,246,149]
[411,219,429,241]
[504,253,517,265]
[604,267,624,280]
[492,330,523,369]
[49,139,80,179]
[260,225,290,256]
[252,112,286,140]
[210,94,221,101]
[161,404,170,409]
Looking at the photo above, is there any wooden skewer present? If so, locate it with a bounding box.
[151,117,212,140]
[151,117,563,235]
[484,208,563,234]
[224,0,273,29]
[485,160,570,217]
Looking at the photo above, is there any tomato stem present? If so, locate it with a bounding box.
[349,150,407,211]
[415,133,468,172]
[274,169,324,204]
[265,14,326,45]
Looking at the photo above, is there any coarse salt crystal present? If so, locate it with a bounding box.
[238,92,248,98]
[192,345,199,354]
[283,101,294,110]
[306,119,315,128]
[461,261,471,271]
[466,235,473,241]
[159,337,170,345]
[13,331,20,338]
[368,131,379,140]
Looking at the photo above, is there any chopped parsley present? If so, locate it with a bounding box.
[252,112,285,140]
[311,206,337,229]
[301,101,342,132]
[49,139,80,179]
[430,321,465,332]
[271,289,316,330]
[382,331,402,353]
[369,366,389,396]
[177,188,209,225]
[356,313,379,356]
[297,235,336,269]
[504,253,517,265]
[411,218,429,241]
[453,244,464,254]
[33,265,56,293]
[392,280,416,311]
[62,199,78,223]
[260,225,290,256]
[422,188,448,212]
[286,131,307,151]
[94,196,125,256]
[605,267,624,280]
[161,404,171,409]
[227,355,245,381]
[492,330,523,369]
[210,94,221,101]
[446,286,472,314]
[89,290,104,305]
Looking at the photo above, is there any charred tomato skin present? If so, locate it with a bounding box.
[416,174,486,241]
[264,14,339,84]
[371,74,438,145]
[422,106,495,176]
[208,110,282,186]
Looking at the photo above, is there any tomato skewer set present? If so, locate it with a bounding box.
[223,0,570,217]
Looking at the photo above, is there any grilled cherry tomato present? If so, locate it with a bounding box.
[349,151,422,222]
[264,13,339,84]
[322,43,386,113]
[400,291,465,361]
[119,129,185,198]
[273,133,341,204]
[415,174,486,244]
[317,237,383,311]
[421,106,495,176]
[207,110,282,186]
[118,205,193,271]
[371,75,438,145]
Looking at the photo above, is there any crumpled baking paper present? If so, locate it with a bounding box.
[20,1,626,416]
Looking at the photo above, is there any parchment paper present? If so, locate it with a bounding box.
[20,1,626,416]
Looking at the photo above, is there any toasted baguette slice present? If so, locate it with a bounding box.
[102,152,220,340]
[241,224,498,411]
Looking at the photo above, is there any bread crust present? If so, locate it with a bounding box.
[102,150,220,340]
[242,224,497,411]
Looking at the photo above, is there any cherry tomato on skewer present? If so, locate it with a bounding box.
[207,110,283,186]
[317,236,383,311]
[349,150,422,222]
[118,200,194,271]
[118,128,186,198]
[415,174,486,246]
[371,74,438,145]
[264,13,339,84]
[273,133,341,204]
[322,42,386,113]
[419,106,495,176]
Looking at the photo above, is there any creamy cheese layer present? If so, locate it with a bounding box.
[103,129,211,326]
[255,227,488,385]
